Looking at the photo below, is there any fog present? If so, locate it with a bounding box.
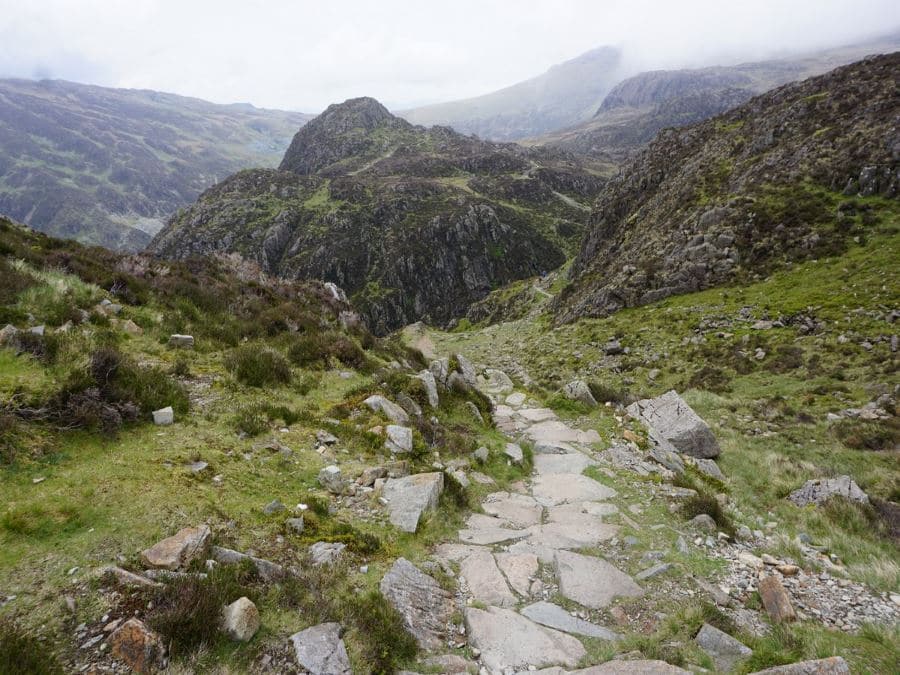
[0,0,896,111]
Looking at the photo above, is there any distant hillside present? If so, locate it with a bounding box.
[0,79,313,250]
[536,34,900,161]
[400,47,626,141]
[554,53,900,324]
[151,97,606,334]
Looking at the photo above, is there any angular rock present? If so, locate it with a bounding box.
[168,334,194,348]
[748,657,850,674]
[572,662,691,674]
[759,575,796,623]
[359,465,387,486]
[290,622,351,675]
[222,596,260,642]
[495,552,539,596]
[460,549,517,607]
[695,623,752,671]
[415,370,440,407]
[648,443,685,473]
[122,319,143,336]
[285,517,305,534]
[788,475,869,507]
[385,424,414,453]
[429,357,450,385]
[456,353,477,386]
[364,394,410,424]
[635,563,674,581]
[210,546,286,582]
[465,400,485,424]
[689,514,717,532]
[533,473,616,506]
[563,380,598,407]
[0,324,17,345]
[555,550,643,609]
[504,442,524,465]
[517,407,557,423]
[97,566,162,589]
[380,558,455,650]
[309,541,346,566]
[465,606,585,671]
[152,406,174,426]
[481,368,514,394]
[108,618,167,673]
[141,524,211,571]
[318,465,347,494]
[316,429,338,445]
[521,601,620,640]
[692,457,724,481]
[263,499,285,514]
[382,472,444,532]
[627,390,720,458]
[473,446,489,463]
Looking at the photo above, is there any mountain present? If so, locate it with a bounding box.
[0,79,313,250]
[150,97,606,334]
[399,46,626,141]
[536,34,900,161]
[554,52,900,324]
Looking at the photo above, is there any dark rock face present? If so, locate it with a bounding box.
[152,98,604,333]
[554,53,900,325]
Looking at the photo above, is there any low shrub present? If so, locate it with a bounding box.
[288,331,370,371]
[225,345,292,387]
[345,590,418,674]
[832,417,898,451]
[0,618,63,675]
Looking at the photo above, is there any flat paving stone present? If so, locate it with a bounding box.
[580,501,619,518]
[525,661,691,674]
[465,606,586,672]
[458,526,531,545]
[460,549,517,608]
[495,552,539,597]
[534,453,597,475]
[521,601,620,640]
[434,543,486,563]
[482,492,543,527]
[465,513,518,530]
[533,473,616,506]
[524,519,619,549]
[533,440,579,454]
[517,407,558,423]
[506,392,527,407]
[555,550,643,609]
[527,421,602,445]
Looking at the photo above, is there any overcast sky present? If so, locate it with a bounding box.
[0,1,897,111]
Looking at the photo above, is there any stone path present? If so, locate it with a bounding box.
[438,390,647,673]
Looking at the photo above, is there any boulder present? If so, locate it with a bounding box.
[108,618,167,673]
[318,465,347,494]
[788,475,869,507]
[152,406,174,426]
[285,517,305,534]
[481,368,514,394]
[380,558,455,650]
[359,466,387,486]
[627,390,720,458]
[689,514,717,532]
[396,392,423,418]
[309,541,347,566]
[555,550,643,609]
[415,370,440,407]
[141,524,211,571]
[385,425,413,454]
[758,575,796,624]
[695,623,752,671]
[364,395,410,424]
[748,657,850,674]
[563,380,598,407]
[168,334,194,348]
[290,622,351,675]
[455,353,477,386]
[382,472,444,532]
[222,597,260,642]
[504,442,524,465]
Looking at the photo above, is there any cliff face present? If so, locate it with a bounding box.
[554,53,900,324]
[151,98,605,333]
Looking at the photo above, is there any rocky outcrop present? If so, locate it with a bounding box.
[555,53,900,324]
[788,475,869,507]
[151,98,604,333]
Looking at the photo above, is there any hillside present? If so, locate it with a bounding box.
[151,97,607,334]
[534,33,900,161]
[554,52,900,324]
[400,46,626,141]
[0,79,312,251]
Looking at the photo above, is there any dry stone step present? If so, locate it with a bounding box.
[524,518,618,550]
[521,601,620,640]
[533,473,616,506]
[524,661,690,674]
[465,606,586,672]
[459,549,517,608]
[555,550,643,609]
[517,407,558,423]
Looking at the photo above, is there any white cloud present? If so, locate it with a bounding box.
[0,0,896,111]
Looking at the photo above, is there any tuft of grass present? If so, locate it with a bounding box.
[0,618,64,675]
[225,345,292,387]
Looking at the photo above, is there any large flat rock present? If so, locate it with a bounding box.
[382,472,444,532]
[555,550,643,609]
[517,407,558,423]
[460,549,517,608]
[459,526,531,545]
[521,601,620,640]
[627,390,720,459]
[528,661,691,674]
[533,473,616,506]
[534,452,597,475]
[527,421,602,445]
[380,558,455,650]
[466,606,586,672]
[526,512,618,549]
[481,492,544,527]
[496,552,539,597]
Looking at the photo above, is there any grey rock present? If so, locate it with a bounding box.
[562,380,598,407]
[647,443,685,473]
[415,370,440,407]
[222,597,260,642]
[456,353,477,386]
[382,472,444,532]
[290,623,351,675]
[309,542,346,566]
[627,390,720,458]
[210,546,286,582]
[364,395,410,424]
[555,550,643,609]
[285,517,305,534]
[396,392,423,418]
[695,623,752,671]
[318,465,346,494]
[690,514,717,532]
[481,368,514,394]
[521,601,620,640]
[152,406,174,425]
[473,446,489,463]
[692,457,724,481]
[459,548,517,607]
[29,324,45,336]
[635,563,674,580]
[533,473,616,506]
[0,324,18,345]
[385,425,414,454]
[504,442,524,465]
[380,558,455,650]
[788,475,869,507]
[465,400,485,424]
[359,466,387,486]
[605,339,624,355]
[141,525,211,571]
[429,357,450,385]
[168,334,194,348]
[316,429,338,445]
[748,657,850,674]
[263,499,286,515]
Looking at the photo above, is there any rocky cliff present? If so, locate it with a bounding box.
[554,53,900,324]
[151,98,605,333]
